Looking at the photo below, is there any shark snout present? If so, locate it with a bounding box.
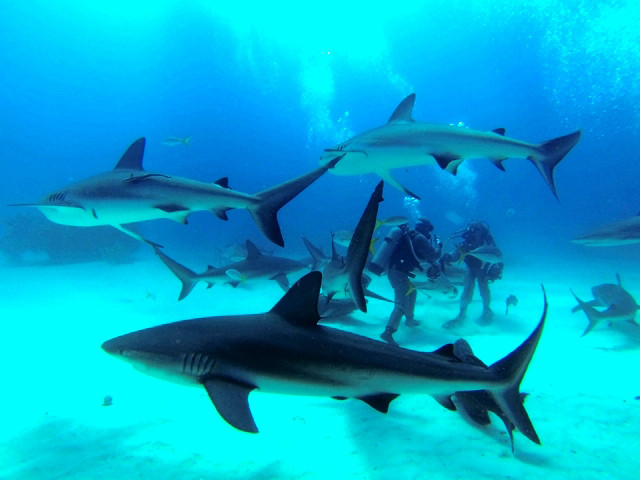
[101,338,124,356]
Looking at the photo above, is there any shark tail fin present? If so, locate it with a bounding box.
[570,289,601,336]
[346,181,384,313]
[153,247,199,301]
[529,130,581,201]
[249,158,340,247]
[487,285,547,445]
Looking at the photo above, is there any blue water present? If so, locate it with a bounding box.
[1,1,640,477]
[2,0,639,261]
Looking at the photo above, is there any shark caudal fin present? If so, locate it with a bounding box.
[249,156,342,247]
[570,289,602,336]
[488,285,547,445]
[345,181,384,312]
[153,247,199,300]
[529,130,581,201]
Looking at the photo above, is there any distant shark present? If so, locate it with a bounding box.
[11,138,339,247]
[305,182,389,312]
[321,93,581,200]
[571,273,640,336]
[572,215,640,246]
[102,270,547,448]
[459,243,503,264]
[154,240,309,300]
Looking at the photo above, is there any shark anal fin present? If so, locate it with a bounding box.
[358,393,400,413]
[270,273,290,291]
[213,208,230,221]
[203,377,258,433]
[270,271,322,327]
[489,157,507,171]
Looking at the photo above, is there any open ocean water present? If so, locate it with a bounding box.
[1,1,640,479]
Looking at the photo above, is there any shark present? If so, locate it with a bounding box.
[305,182,389,312]
[154,240,309,300]
[570,273,640,336]
[102,270,547,448]
[459,243,504,264]
[320,93,581,199]
[572,215,640,246]
[11,138,339,247]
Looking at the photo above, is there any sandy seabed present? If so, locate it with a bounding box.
[1,250,639,480]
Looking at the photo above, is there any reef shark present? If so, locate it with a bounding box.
[102,270,547,448]
[11,138,339,247]
[572,215,640,246]
[571,273,640,336]
[306,182,388,312]
[321,93,581,200]
[154,240,308,300]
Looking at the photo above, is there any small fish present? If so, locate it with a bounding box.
[506,294,518,315]
[225,268,245,286]
[375,216,409,230]
[162,136,192,147]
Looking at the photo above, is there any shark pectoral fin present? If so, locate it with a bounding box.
[113,225,163,248]
[357,393,400,413]
[364,288,393,303]
[378,171,420,199]
[202,377,258,433]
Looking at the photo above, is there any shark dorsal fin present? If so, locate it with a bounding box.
[432,343,457,359]
[270,272,321,327]
[387,93,416,123]
[114,138,146,170]
[245,240,262,260]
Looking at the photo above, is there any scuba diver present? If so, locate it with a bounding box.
[368,217,442,346]
[439,221,503,329]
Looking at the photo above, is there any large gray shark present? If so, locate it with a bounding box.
[570,273,640,336]
[320,93,581,199]
[572,215,640,246]
[102,270,547,448]
[11,138,339,247]
[154,240,308,300]
[309,182,388,312]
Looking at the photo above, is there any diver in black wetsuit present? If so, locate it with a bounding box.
[440,221,503,329]
[369,218,442,346]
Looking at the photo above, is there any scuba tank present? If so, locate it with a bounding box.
[369,225,406,275]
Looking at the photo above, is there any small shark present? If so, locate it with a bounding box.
[102,270,547,448]
[433,339,528,453]
[572,215,640,246]
[321,93,581,199]
[154,240,308,300]
[11,138,339,247]
[162,136,192,147]
[459,243,504,264]
[308,182,388,312]
[571,273,640,336]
